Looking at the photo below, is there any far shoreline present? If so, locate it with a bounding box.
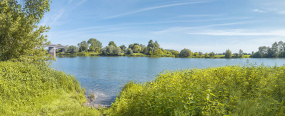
[56,52,253,59]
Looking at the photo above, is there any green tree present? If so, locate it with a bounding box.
[45,41,51,45]
[157,49,164,54]
[77,41,89,52]
[133,45,141,53]
[128,44,134,49]
[209,52,215,58]
[163,50,168,54]
[88,38,102,52]
[147,40,160,54]
[239,49,244,58]
[205,53,209,58]
[108,41,117,47]
[101,45,121,55]
[147,40,154,48]
[139,44,146,53]
[167,51,172,55]
[149,51,153,55]
[199,52,203,57]
[269,42,278,58]
[65,45,79,53]
[154,41,160,48]
[258,46,267,57]
[233,53,239,58]
[225,49,232,58]
[179,48,192,57]
[126,48,133,54]
[194,52,199,57]
[153,49,158,55]
[252,52,262,58]
[0,0,52,64]
[119,45,127,52]
[142,47,148,54]
[172,50,180,56]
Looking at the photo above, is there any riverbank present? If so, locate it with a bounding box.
[105,65,285,115]
[56,52,251,58]
[2,60,285,115]
[0,61,102,115]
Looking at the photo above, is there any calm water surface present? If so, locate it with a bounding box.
[52,56,285,105]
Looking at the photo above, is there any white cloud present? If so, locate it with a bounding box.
[251,0,285,15]
[253,9,265,13]
[277,10,285,14]
[153,21,254,34]
[77,0,88,6]
[104,1,209,20]
[51,9,65,26]
[188,29,285,36]
[177,14,225,18]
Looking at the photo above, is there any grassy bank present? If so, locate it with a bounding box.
[0,61,101,115]
[106,65,285,116]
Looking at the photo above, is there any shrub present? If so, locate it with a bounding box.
[107,65,285,116]
[0,61,101,115]
[179,48,192,57]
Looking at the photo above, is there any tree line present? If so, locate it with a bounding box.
[62,39,284,58]
[251,41,285,58]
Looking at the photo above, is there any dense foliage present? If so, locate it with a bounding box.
[88,38,102,52]
[62,39,285,59]
[0,0,52,64]
[179,48,192,57]
[252,41,285,58]
[65,45,79,53]
[225,49,232,58]
[78,41,89,52]
[0,0,103,115]
[106,65,285,116]
[101,45,121,55]
[0,61,101,115]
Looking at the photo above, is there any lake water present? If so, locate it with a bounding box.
[52,56,285,105]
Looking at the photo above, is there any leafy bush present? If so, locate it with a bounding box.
[77,52,89,56]
[179,48,192,57]
[242,55,251,58]
[90,53,100,56]
[158,54,175,57]
[215,55,225,58]
[107,65,285,116]
[65,45,79,53]
[0,61,101,115]
[101,45,121,55]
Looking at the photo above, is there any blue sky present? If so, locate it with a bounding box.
[40,0,285,53]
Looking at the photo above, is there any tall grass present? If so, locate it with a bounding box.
[0,61,101,115]
[106,64,285,116]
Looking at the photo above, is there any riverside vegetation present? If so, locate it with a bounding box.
[58,38,284,59]
[105,64,285,116]
[0,0,101,115]
[1,0,285,115]
[0,61,101,115]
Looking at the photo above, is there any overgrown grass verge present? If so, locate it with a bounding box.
[106,65,285,116]
[0,61,101,115]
